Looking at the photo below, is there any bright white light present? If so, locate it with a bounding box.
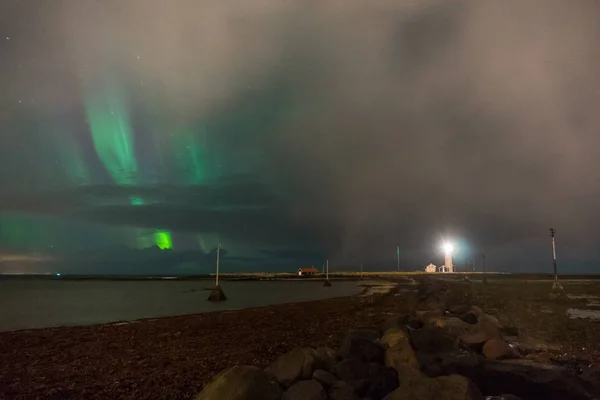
[442,242,454,254]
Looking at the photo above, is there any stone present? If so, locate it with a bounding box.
[381,328,420,374]
[460,320,501,347]
[486,395,523,400]
[461,312,479,325]
[362,365,399,400]
[384,374,483,400]
[427,316,471,337]
[332,359,370,382]
[380,314,406,333]
[266,347,324,387]
[206,285,227,301]
[416,349,483,379]
[415,309,444,323]
[196,365,281,400]
[346,328,381,342]
[282,380,327,400]
[449,304,472,315]
[409,325,460,354]
[482,338,520,360]
[315,347,337,371]
[478,359,599,400]
[337,334,384,363]
[328,380,359,400]
[312,369,337,388]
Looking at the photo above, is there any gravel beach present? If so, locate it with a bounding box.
[0,281,413,400]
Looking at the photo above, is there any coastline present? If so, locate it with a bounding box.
[0,280,408,400]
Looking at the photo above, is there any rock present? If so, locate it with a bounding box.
[415,309,444,323]
[478,359,599,400]
[266,347,324,387]
[485,395,523,400]
[282,380,327,400]
[362,365,399,400]
[461,312,479,325]
[381,328,420,374]
[346,328,381,342]
[428,316,471,337]
[328,380,359,400]
[482,338,520,360]
[460,320,501,347]
[417,349,483,379]
[196,365,281,400]
[409,325,460,354]
[338,334,384,363]
[449,304,472,315]
[332,359,370,382]
[312,369,337,388]
[434,374,484,400]
[315,347,337,371]
[385,374,483,400]
[381,314,406,333]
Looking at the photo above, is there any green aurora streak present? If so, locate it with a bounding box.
[83,79,174,250]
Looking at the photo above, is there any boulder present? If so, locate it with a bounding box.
[482,338,520,360]
[328,380,359,400]
[478,359,599,400]
[381,314,406,333]
[266,347,324,387]
[282,380,327,400]
[346,328,381,342]
[196,365,281,400]
[409,325,460,354]
[362,365,399,400]
[381,328,420,374]
[486,395,523,400]
[315,347,337,371]
[415,309,444,323]
[384,374,483,400]
[461,312,479,325]
[332,359,371,382]
[416,349,483,379]
[338,334,384,363]
[427,316,471,337]
[460,320,501,347]
[312,369,337,388]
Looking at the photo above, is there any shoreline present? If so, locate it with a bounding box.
[0,281,408,400]
[0,280,393,334]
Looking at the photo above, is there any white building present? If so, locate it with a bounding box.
[425,263,437,273]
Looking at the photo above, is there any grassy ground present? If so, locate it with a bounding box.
[469,278,600,362]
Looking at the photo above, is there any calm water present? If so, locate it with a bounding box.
[0,279,367,332]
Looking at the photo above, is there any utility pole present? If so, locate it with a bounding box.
[208,244,227,301]
[215,244,220,287]
[549,228,563,292]
[324,259,331,286]
[482,253,487,284]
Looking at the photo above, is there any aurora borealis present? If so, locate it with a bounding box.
[3,0,600,274]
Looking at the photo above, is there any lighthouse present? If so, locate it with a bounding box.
[442,242,454,273]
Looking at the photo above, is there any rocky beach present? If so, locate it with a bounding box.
[2,275,600,399]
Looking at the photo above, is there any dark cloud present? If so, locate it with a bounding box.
[2,0,600,272]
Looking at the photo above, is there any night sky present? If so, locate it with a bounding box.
[1,0,600,274]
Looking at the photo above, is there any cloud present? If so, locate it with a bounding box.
[3,0,600,268]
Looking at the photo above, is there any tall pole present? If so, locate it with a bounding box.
[549,228,563,293]
[549,228,557,280]
[216,244,220,287]
[396,246,400,272]
[482,253,487,284]
[326,259,329,281]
